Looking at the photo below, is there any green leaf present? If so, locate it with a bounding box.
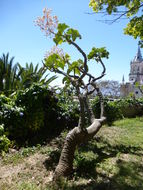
[66,28,81,41]
[53,34,63,45]
[74,68,80,75]
[58,61,65,70]
[45,53,65,71]
[62,76,71,87]
[62,76,68,84]
[57,23,69,34]
[53,23,69,45]
[65,53,71,61]
[68,61,78,72]
[88,47,109,60]
[67,61,81,76]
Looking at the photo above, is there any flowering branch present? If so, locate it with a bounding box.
[35,8,58,37]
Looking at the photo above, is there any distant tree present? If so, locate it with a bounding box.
[98,80,120,98]
[36,8,109,179]
[89,0,143,46]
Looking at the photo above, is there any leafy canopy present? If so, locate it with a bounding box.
[53,23,82,45]
[44,22,109,86]
[89,0,143,46]
[36,9,109,129]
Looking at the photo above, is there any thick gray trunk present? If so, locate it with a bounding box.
[53,117,106,180]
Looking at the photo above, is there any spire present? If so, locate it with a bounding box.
[134,44,143,62]
[122,75,125,84]
[137,44,142,60]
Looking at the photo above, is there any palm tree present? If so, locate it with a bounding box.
[17,62,57,89]
[0,53,57,95]
[0,53,19,95]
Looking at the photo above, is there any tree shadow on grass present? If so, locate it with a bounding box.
[70,159,143,190]
[43,137,143,190]
[43,148,61,170]
[80,136,143,156]
[71,138,143,190]
[48,159,143,190]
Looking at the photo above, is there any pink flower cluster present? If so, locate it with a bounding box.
[45,46,65,59]
[35,8,58,37]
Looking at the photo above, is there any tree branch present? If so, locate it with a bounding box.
[91,57,106,82]
[86,3,143,24]
[65,37,88,81]
[91,82,104,118]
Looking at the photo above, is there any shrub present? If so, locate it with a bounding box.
[0,84,61,145]
[0,94,26,143]
[92,97,122,125]
[0,124,11,153]
[57,88,79,129]
[13,83,62,144]
[92,97,143,125]
[0,83,79,145]
[117,98,143,118]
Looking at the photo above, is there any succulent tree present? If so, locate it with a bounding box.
[36,8,109,179]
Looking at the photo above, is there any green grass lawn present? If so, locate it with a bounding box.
[0,117,143,190]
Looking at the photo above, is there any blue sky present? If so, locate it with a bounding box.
[0,0,140,85]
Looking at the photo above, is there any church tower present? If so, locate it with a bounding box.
[120,45,143,97]
[129,45,143,84]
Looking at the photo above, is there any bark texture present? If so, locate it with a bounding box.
[53,117,106,180]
